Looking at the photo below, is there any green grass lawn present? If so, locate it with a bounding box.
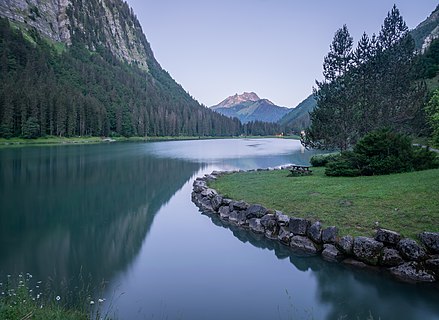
[210,167,439,239]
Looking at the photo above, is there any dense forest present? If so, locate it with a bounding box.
[0,16,280,138]
[303,6,432,151]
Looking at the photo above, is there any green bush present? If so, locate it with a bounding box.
[310,153,340,167]
[324,129,439,176]
[412,146,439,171]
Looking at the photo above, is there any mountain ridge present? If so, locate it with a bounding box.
[211,92,289,124]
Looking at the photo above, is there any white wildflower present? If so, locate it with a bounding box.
[90,300,95,305]
[55,295,61,301]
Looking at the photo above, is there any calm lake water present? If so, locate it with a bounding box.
[0,138,438,319]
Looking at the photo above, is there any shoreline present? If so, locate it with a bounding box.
[0,135,300,148]
[191,168,439,284]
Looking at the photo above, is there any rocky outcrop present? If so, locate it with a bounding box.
[0,0,151,70]
[191,169,439,283]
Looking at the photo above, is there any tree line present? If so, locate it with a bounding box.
[303,6,428,151]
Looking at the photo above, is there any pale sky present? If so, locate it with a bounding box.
[125,0,438,108]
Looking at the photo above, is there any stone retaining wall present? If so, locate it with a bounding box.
[191,168,439,283]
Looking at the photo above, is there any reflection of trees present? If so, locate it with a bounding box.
[204,213,439,320]
[0,144,201,289]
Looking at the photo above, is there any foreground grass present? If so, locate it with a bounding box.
[0,274,112,320]
[211,167,439,239]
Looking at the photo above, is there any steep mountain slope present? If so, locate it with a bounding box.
[278,94,316,133]
[0,0,242,138]
[411,5,439,51]
[211,92,290,123]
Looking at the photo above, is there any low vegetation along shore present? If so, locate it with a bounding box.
[210,167,439,240]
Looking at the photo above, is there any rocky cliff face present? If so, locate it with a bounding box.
[0,0,153,71]
[412,5,439,52]
[0,0,71,43]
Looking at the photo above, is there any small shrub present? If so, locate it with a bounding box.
[324,129,439,177]
[325,152,361,176]
[412,146,439,171]
[310,153,340,167]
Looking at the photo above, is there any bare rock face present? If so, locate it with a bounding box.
[0,0,72,44]
[0,0,152,70]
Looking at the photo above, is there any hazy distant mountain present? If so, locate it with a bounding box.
[211,92,290,123]
[278,94,317,132]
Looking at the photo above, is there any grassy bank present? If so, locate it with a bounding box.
[0,135,300,148]
[210,167,439,239]
[0,274,111,320]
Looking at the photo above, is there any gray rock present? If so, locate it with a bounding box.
[390,262,436,283]
[228,211,239,223]
[201,188,217,199]
[193,180,207,193]
[353,237,384,265]
[322,226,338,244]
[219,206,231,219]
[397,238,428,261]
[260,214,277,230]
[375,228,402,246]
[307,221,322,244]
[230,201,249,211]
[380,248,404,267]
[343,258,368,268]
[322,244,344,262]
[288,217,311,236]
[198,197,214,213]
[419,232,439,254]
[249,218,265,233]
[246,204,268,219]
[290,236,319,254]
[222,198,233,206]
[425,259,439,275]
[210,195,223,211]
[275,211,290,226]
[236,211,248,226]
[337,236,354,255]
[278,227,293,244]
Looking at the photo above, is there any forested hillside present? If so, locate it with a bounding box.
[0,0,282,138]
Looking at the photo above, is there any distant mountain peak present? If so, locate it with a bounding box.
[214,92,260,108]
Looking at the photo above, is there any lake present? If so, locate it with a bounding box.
[0,138,438,319]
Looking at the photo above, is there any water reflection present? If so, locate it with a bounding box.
[203,212,439,320]
[0,144,202,287]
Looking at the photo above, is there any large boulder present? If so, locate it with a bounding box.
[236,211,248,226]
[322,226,338,244]
[337,236,354,255]
[353,237,384,265]
[228,211,239,223]
[390,262,436,283]
[290,236,319,254]
[375,228,401,246]
[230,200,249,211]
[275,211,289,226]
[193,180,207,193]
[219,206,231,220]
[201,188,217,199]
[322,244,344,262]
[288,217,311,236]
[380,248,404,267]
[307,221,322,244]
[246,204,268,219]
[419,232,439,254]
[260,214,277,230]
[249,218,265,233]
[397,238,428,262]
[425,258,439,275]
